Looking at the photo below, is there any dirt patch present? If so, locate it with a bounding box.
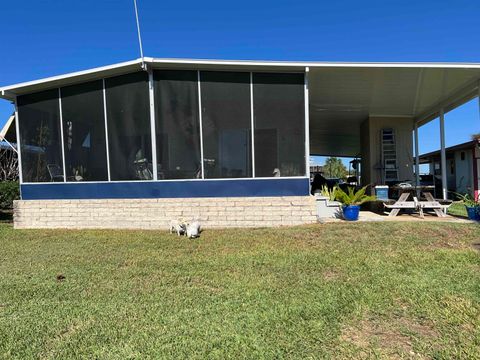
[341,316,439,358]
[472,243,480,252]
[425,240,467,250]
[322,268,343,281]
[184,276,224,294]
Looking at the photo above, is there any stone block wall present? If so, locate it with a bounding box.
[13,196,317,229]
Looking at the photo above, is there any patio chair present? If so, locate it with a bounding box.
[46,164,64,182]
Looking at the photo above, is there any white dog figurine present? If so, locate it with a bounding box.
[185,220,201,238]
[169,219,186,236]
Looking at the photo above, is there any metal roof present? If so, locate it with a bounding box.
[418,139,480,162]
[2,57,480,99]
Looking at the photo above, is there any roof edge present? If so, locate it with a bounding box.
[0,58,145,98]
[3,57,480,98]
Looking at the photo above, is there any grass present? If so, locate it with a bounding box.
[447,202,468,218]
[0,222,479,359]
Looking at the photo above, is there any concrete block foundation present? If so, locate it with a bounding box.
[13,196,317,229]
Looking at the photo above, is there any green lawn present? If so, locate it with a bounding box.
[1,223,479,359]
[447,202,468,218]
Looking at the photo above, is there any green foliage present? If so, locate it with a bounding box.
[323,157,348,179]
[320,185,338,201]
[448,202,468,218]
[454,192,479,208]
[335,185,376,206]
[0,181,19,209]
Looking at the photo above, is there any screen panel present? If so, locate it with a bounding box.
[200,71,252,178]
[105,72,152,181]
[61,80,108,181]
[253,73,305,177]
[17,89,63,182]
[153,70,202,179]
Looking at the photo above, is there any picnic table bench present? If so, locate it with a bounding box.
[384,192,450,218]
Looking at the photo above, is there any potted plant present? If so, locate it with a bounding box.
[335,186,376,221]
[455,193,480,220]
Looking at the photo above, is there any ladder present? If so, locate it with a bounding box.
[381,128,398,182]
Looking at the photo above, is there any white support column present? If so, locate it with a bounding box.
[414,122,420,195]
[304,67,311,180]
[476,83,480,199]
[14,97,23,185]
[197,71,205,179]
[148,68,158,181]
[102,79,111,181]
[439,108,447,200]
[58,88,67,182]
[250,72,256,177]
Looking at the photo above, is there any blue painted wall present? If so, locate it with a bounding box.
[21,178,310,200]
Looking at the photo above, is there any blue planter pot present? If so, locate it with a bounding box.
[465,206,480,221]
[343,205,360,221]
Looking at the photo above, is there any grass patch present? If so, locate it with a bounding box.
[0,222,479,358]
[448,202,468,218]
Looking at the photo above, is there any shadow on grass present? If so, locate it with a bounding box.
[0,210,13,223]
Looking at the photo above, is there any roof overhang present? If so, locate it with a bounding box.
[418,139,480,163]
[2,57,480,99]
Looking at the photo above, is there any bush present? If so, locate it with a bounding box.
[0,181,20,209]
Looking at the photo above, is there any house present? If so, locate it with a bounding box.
[419,139,480,198]
[1,57,480,229]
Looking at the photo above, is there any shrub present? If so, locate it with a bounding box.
[0,181,20,209]
[335,185,376,206]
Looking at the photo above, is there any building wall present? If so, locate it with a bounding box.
[447,158,456,191]
[13,196,317,229]
[454,149,473,194]
[475,145,480,199]
[20,178,310,200]
[364,116,414,185]
[360,119,371,186]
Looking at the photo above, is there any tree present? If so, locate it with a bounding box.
[0,148,19,181]
[323,157,347,179]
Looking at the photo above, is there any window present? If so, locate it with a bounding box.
[17,89,63,182]
[105,72,152,181]
[61,80,108,181]
[253,73,305,177]
[200,71,252,178]
[154,70,202,179]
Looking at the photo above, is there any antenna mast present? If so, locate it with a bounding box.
[133,0,147,70]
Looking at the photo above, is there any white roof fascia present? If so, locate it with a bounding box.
[0,58,146,98]
[3,57,480,100]
[151,58,480,69]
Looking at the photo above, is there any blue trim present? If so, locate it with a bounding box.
[21,178,310,200]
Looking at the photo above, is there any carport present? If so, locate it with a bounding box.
[307,63,480,198]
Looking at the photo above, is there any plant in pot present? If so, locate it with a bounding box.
[335,185,376,221]
[320,185,338,201]
[454,192,480,220]
[315,185,342,220]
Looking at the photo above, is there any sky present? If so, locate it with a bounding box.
[1,0,479,169]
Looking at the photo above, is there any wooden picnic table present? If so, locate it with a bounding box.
[384,192,450,218]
